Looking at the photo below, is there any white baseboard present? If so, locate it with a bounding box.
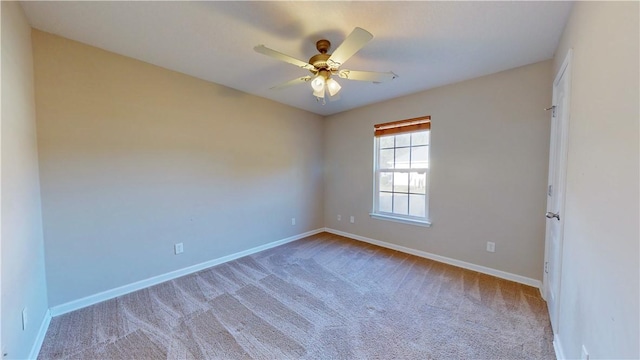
[324,228,542,289]
[553,334,565,359]
[50,228,324,316]
[28,309,51,360]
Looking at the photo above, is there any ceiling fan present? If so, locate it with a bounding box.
[254,27,397,103]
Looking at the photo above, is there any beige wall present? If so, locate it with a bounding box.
[1,2,49,359]
[324,61,552,281]
[32,31,324,307]
[552,2,639,358]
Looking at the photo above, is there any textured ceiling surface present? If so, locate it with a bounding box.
[21,1,573,116]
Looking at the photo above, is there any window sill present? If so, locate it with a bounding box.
[369,213,432,227]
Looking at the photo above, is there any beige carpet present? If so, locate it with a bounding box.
[38,232,555,359]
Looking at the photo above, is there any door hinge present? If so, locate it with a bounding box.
[545,105,557,117]
[548,184,553,197]
[544,261,549,274]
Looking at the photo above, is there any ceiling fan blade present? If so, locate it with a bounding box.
[254,45,316,71]
[338,69,398,83]
[327,27,373,68]
[270,76,312,90]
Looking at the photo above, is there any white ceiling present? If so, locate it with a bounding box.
[21,1,573,116]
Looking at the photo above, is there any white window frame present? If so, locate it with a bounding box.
[370,118,431,227]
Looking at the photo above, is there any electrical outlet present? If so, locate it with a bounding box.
[291,217,296,226]
[350,216,355,224]
[22,308,27,331]
[486,242,496,253]
[337,215,341,221]
[174,243,184,255]
[581,345,589,360]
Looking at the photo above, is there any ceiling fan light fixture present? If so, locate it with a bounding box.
[313,87,325,99]
[311,74,325,92]
[326,78,341,96]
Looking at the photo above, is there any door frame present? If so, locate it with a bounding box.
[543,49,572,331]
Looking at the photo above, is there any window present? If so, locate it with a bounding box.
[371,116,431,226]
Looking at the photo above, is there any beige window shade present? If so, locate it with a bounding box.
[374,116,431,137]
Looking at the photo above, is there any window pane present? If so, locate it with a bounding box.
[410,172,426,194]
[396,133,411,147]
[393,193,409,215]
[380,136,395,149]
[393,172,409,193]
[409,194,426,217]
[412,131,429,146]
[379,172,393,192]
[379,192,393,213]
[395,147,410,169]
[411,146,429,169]
[374,128,429,221]
[379,149,395,169]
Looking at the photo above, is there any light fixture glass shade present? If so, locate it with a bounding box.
[313,87,325,98]
[326,78,342,96]
[311,75,325,92]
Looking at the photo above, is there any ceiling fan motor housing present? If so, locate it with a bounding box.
[309,53,330,71]
[309,39,332,72]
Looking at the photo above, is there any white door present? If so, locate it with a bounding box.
[544,50,572,333]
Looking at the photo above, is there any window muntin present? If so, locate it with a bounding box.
[373,117,430,223]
